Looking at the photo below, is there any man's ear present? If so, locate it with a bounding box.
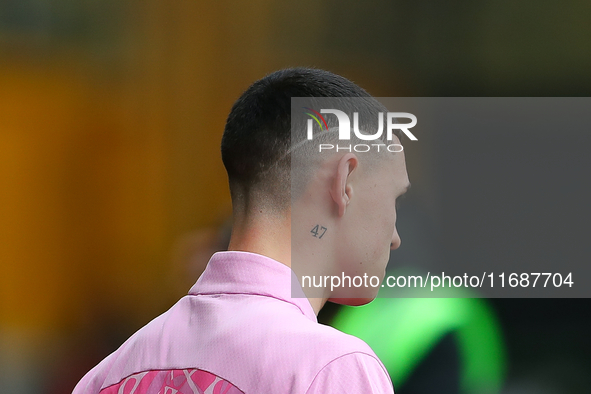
[329,153,359,217]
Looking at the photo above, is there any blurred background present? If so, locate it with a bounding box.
[1,1,590,393]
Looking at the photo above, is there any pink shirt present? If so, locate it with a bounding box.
[73,251,394,394]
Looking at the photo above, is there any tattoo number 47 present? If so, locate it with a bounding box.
[311,225,327,239]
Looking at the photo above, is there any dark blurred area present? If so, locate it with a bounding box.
[1,1,590,393]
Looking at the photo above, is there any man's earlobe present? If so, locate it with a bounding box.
[330,153,358,217]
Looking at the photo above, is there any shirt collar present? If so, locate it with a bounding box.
[189,251,317,323]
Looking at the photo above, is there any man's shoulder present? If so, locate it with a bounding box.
[291,316,376,357]
[240,296,376,361]
[261,309,383,369]
[305,351,394,394]
[279,317,393,393]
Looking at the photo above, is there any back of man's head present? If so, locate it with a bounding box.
[221,68,392,214]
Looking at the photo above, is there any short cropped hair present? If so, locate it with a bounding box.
[221,68,397,213]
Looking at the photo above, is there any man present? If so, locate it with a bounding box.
[73,68,409,393]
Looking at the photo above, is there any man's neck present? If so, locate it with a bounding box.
[227,212,292,267]
[227,211,327,315]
